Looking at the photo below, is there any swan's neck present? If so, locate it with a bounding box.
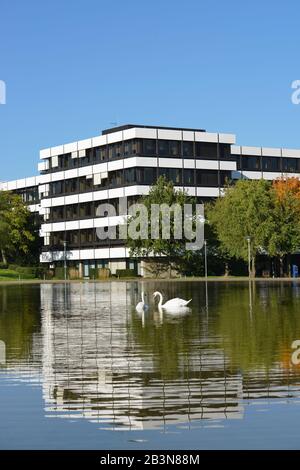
[157,292,163,308]
[141,292,145,304]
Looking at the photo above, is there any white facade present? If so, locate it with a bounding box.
[2,124,300,273]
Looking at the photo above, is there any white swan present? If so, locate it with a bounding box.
[136,291,149,313]
[153,291,192,312]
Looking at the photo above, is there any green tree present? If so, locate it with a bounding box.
[267,177,300,276]
[126,176,197,276]
[207,179,273,276]
[0,191,36,265]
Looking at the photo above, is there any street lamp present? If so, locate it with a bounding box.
[63,240,67,281]
[245,236,251,279]
[204,239,208,279]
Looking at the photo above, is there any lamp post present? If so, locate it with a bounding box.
[246,236,251,279]
[204,239,208,280]
[63,240,67,281]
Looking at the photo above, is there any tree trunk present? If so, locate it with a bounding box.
[279,256,284,278]
[224,262,230,277]
[286,254,291,278]
[1,249,7,266]
[251,256,256,278]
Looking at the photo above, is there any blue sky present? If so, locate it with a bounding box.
[0,0,300,180]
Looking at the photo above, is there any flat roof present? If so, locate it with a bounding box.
[102,124,206,135]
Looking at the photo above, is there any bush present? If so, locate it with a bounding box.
[0,263,8,269]
[115,269,136,278]
[98,268,110,279]
[18,273,36,279]
[54,267,65,280]
[0,270,19,279]
[15,266,36,276]
[8,264,18,271]
[89,268,98,279]
[5,265,51,279]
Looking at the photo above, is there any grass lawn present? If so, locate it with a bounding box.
[0,269,37,281]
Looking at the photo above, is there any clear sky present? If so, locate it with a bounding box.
[1,0,300,180]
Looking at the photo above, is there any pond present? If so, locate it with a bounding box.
[0,280,300,449]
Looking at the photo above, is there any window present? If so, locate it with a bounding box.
[79,202,93,218]
[234,155,242,170]
[66,230,79,246]
[108,142,123,159]
[65,178,78,194]
[79,176,93,192]
[116,142,123,158]
[94,146,107,163]
[158,140,169,156]
[17,186,39,203]
[170,168,182,184]
[51,206,64,221]
[66,204,78,219]
[124,168,136,184]
[58,153,70,169]
[124,139,141,156]
[85,176,93,190]
[183,169,195,185]
[262,157,280,172]
[241,156,261,171]
[109,170,123,187]
[195,142,218,159]
[196,170,218,187]
[80,229,94,245]
[51,181,64,195]
[68,154,78,169]
[97,259,109,269]
[124,140,131,156]
[220,171,231,186]
[79,148,93,166]
[51,231,64,246]
[108,144,115,160]
[132,139,141,155]
[169,140,181,157]
[159,168,182,184]
[219,144,231,159]
[142,139,156,155]
[110,198,119,214]
[136,167,157,184]
[183,141,194,157]
[282,158,300,173]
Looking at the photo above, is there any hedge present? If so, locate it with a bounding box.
[115,269,136,278]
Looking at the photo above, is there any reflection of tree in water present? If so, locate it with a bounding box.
[0,285,41,364]
[213,282,300,373]
[131,281,300,402]
[129,312,202,381]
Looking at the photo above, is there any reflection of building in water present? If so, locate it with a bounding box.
[39,283,245,429]
[3,282,300,430]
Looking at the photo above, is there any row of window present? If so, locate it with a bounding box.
[51,259,111,269]
[48,168,231,197]
[15,187,40,204]
[48,197,139,222]
[236,155,300,172]
[48,195,209,223]
[43,139,232,174]
[48,228,125,248]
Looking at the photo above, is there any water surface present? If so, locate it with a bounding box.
[1,281,300,449]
